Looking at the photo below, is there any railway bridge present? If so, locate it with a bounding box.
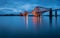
[21,6,60,17]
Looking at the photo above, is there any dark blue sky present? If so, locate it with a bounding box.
[0,0,59,14]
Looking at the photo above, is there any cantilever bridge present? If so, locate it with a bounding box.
[22,6,60,17]
[28,6,60,17]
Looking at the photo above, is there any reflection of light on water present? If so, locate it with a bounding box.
[26,16,28,27]
[32,16,42,25]
[25,16,28,29]
[32,16,38,25]
[40,16,42,24]
[32,16,42,30]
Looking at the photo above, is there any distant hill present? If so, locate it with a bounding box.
[0,9,20,14]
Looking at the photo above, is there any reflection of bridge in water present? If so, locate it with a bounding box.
[24,14,58,30]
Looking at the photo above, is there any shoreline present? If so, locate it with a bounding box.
[0,15,60,16]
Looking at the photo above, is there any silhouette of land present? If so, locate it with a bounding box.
[0,14,20,16]
[0,14,60,16]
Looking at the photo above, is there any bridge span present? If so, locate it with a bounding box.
[28,6,60,17]
[20,6,60,17]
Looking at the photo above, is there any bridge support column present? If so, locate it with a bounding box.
[49,8,52,26]
[55,10,57,17]
[49,8,52,17]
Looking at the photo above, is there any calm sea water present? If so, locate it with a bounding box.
[0,16,60,38]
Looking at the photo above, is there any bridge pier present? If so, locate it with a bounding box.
[55,9,57,17]
[49,8,52,26]
[49,8,52,17]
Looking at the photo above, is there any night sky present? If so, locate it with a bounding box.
[0,0,59,14]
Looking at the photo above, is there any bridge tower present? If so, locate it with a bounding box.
[32,6,41,16]
[49,8,52,17]
[23,11,28,16]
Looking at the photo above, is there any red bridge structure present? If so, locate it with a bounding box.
[31,6,60,17]
[32,6,49,16]
[32,6,60,17]
[20,6,60,17]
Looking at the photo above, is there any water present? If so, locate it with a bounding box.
[0,16,60,38]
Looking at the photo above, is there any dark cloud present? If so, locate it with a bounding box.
[0,0,59,14]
